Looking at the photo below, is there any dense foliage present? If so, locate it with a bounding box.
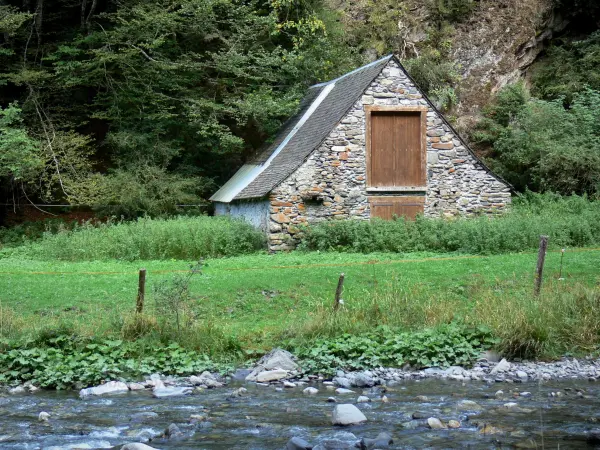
[1,215,266,260]
[0,335,229,389]
[0,0,355,219]
[300,193,600,253]
[296,324,498,375]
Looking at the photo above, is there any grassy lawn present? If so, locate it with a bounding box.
[1,248,598,352]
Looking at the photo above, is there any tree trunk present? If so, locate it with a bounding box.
[81,0,88,29]
[34,0,43,47]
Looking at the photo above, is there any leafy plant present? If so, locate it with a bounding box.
[295,323,498,375]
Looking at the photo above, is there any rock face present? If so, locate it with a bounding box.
[359,432,393,449]
[246,348,298,381]
[331,404,368,426]
[79,381,129,398]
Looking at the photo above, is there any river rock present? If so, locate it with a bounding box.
[490,358,511,375]
[152,387,192,398]
[283,381,297,388]
[516,371,529,381]
[286,436,313,449]
[38,411,51,422]
[121,444,160,450]
[79,381,129,398]
[448,420,461,428]
[189,371,223,388]
[255,369,289,382]
[359,432,393,449]
[164,423,182,438]
[335,388,355,395]
[245,348,298,381]
[128,382,146,391]
[130,412,159,423]
[427,418,446,429]
[8,385,27,395]
[332,404,367,425]
[457,400,483,411]
[356,396,370,403]
[333,376,352,389]
[353,373,374,388]
[303,387,319,395]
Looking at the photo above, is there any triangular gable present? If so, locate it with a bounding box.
[210,55,510,203]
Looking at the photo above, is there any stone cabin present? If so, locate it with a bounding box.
[210,55,512,251]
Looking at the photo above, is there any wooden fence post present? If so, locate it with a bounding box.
[334,273,345,311]
[136,268,146,313]
[534,236,549,296]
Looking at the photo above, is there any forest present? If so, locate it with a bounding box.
[1,0,600,224]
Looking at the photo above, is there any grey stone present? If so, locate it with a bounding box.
[427,418,446,429]
[190,371,223,388]
[255,369,289,382]
[335,388,355,395]
[286,437,313,450]
[79,381,129,398]
[353,373,374,387]
[359,432,393,449]
[457,400,483,411]
[303,387,319,395]
[356,396,370,403]
[121,445,160,450]
[331,404,367,425]
[490,358,511,375]
[152,387,192,398]
[245,348,298,381]
[130,412,159,423]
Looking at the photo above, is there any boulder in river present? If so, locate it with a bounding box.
[189,371,223,388]
[121,444,160,450]
[427,418,446,429]
[38,411,51,422]
[152,387,192,398]
[359,432,393,449]
[332,404,367,426]
[245,348,298,381]
[335,388,355,395]
[79,381,129,398]
[303,387,319,395]
[286,436,313,449]
[8,385,27,395]
[356,396,370,403]
[490,358,511,375]
[255,369,289,382]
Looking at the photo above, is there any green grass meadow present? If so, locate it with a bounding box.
[1,248,598,357]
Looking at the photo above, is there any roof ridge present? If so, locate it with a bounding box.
[310,54,393,88]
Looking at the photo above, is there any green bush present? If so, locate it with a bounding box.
[295,323,497,375]
[299,193,600,254]
[0,335,229,389]
[3,216,266,261]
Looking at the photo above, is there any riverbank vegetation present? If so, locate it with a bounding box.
[0,244,598,386]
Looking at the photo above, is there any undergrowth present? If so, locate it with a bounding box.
[1,216,266,260]
[0,335,231,389]
[295,323,498,375]
[299,193,600,254]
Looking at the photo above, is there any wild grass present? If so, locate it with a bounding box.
[300,192,600,254]
[0,249,598,362]
[1,216,266,261]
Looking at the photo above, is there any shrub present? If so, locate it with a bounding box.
[295,323,497,375]
[3,215,266,261]
[299,193,600,254]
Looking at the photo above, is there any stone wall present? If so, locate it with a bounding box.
[267,59,512,251]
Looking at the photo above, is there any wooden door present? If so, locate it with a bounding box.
[369,196,425,220]
[369,110,425,188]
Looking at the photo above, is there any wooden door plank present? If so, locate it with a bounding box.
[370,112,396,187]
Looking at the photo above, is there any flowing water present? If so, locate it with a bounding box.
[1,378,599,449]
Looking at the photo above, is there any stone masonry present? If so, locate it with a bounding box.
[267,60,511,251]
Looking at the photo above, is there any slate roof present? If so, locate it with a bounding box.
[210,54,511,203]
